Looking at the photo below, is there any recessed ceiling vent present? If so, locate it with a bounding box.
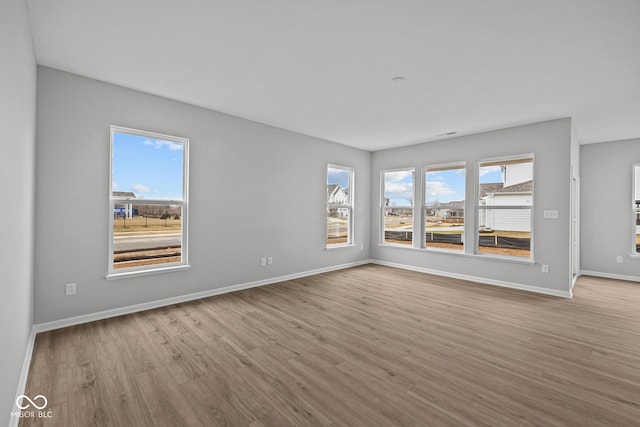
[436,131,457,137]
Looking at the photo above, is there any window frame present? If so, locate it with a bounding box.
[476,154,534,261]
[380,167,416,246]
[633,164,640,256]
[107,125,190,279]
[423,161,466,252]
[326,164,354,248]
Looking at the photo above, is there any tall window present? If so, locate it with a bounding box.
[327,165,353,246]
[425,163,465,251]
[382,169,415,246]
[477,156,533,259]
[109,126,189,276]
[634,164,640,254]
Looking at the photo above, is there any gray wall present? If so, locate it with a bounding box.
[371,118,574,294]
[581,138,640,278]
[0,0,36,423]
[34,67,371,324]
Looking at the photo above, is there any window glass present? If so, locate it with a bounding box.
[382,169,414,245]
[425,165,465,251]
[110,127,188,275]
[327,165,353,246]
[478,157,533,258]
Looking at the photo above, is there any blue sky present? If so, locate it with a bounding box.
[384,170,414,206]
[425,168,465,204]
[384,165,505,206]
[328,167,350,191]
[478,165,503,184]
[112,132,184,200]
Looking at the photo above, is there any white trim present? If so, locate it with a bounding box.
[327,164,354,247]
[9,328,37,427]
[109,125,190,277]
[376,243,536,265]
[476,154,535,262]
[580,270,640,283]
[325,244,356,250]
[106,264,191,280]
[34,260,371,333]
[571,272,580,289]
[370,259,572,298]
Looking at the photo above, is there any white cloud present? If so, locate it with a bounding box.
[112,181,118,189]
[131,183,151,193]
[426,180,456,198]
[385,170,413,183]
[385,182,414,204]
[144,139,183,151]
[479,165,502,176]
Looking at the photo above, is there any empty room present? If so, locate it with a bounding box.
[2,0,640,426]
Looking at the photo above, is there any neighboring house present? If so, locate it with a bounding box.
[327,184,349,217]
[426,200,464,221]
[479,163,533,232]
[113,191,136,218]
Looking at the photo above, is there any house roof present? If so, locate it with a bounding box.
[428,200,465,208]
[113,191,136,199]
[327,184,347,202]
[494,180,533,194]
[479,183,504,197]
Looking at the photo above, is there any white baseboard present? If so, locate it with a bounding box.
[33,260,371,333]
[580,270,640,283]
[9,328,37,427]
[571,273,580,289]
[370,260,572,298]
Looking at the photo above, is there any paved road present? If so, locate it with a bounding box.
[114,233,181,252]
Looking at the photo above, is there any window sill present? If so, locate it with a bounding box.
[629,254,640,259]
[106,264,191,280]
[326,243,355,250]
[377,243,535,265]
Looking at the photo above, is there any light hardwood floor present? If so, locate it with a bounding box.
[20,265,640,426]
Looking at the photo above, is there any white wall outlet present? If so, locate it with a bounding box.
[543,210,559,219]
[260,257,267,266]
[616,256,623,263]
[267,256,273,265]
[65,282,77,296]
[541,264,549,273]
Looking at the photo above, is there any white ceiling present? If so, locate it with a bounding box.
[26,0,640,151]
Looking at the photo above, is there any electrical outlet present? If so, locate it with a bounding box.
[65,282,77,296]
[267,256,273,265]
[541,264,549,273]
[260,257,267,266]
[616,256,623,263]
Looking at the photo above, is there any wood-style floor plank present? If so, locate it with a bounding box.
[20,265,640,426]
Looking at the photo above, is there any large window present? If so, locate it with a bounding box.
[477,156,533,259]
[327,165,353,246]
[382,169,415,245]
[634,164,640,254]
[109,126,189,277]
[425,163,465,251]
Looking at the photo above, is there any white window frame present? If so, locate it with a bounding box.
[326,164,354,248]
[107,125,190,279]
[633,164,640,256]
[423,162,466,252]
[476,154,534,261]
[381,167,416,246]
